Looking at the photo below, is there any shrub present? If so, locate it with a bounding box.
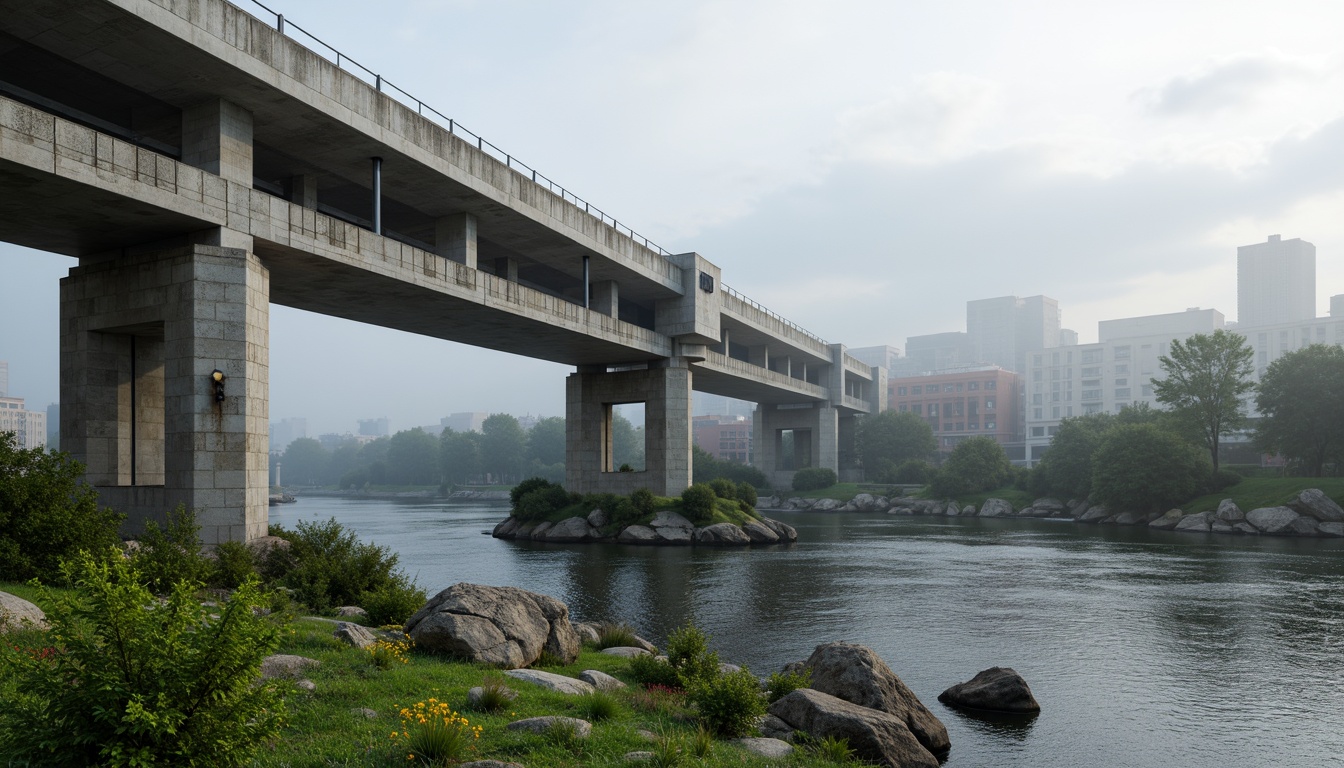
[1203,468,1243,494]
[765,667,812,704]
[0,434,123,583]
[666,622,720,688]
[1091,424,1209,514]
[680,484,717,525]
[361,576,427,626]
[939,436,1012,494]
[627,653,682,689]
[473,675,516,713]
[263,518,419,613]
[135,504,211,595]
[792,467,837,491]
[928,468,970,498]
[513,484,573,523]
[691,724,715,758]
[708,478,737,501]
[510,476,554,507]
[735,482,758,509]
[209,540,259,589]
[893,459,935,484]
[367,636,412,669]
[803,734,857,763]
[0,551,285,766]
[630,488,657,516]
[687,666,766,737]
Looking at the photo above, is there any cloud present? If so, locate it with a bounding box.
[832,73,1003,164]
[1139,52,1317,117]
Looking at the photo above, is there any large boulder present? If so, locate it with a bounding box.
[504,669,595,695]
[1289,489,1344,522]
[1148,509,1185,531]
[405,583,580,668]
[937,667,1040,714]
[696,523,752,546]
[506,715,592,737]
[978,498,1013,518]
[742,520,781,544]
[1174,511,1213,532]
[492,518,521,539]
[617,525,660,544]
[1246,506,1310,535]
[333,622,377,649]
[769,688,939,768]
[545,517,598,542]
[1031,498,1066,514]
[1214,499,1245,522]
[1077,505,1109,523]
[260,654,321,679]
[800,642,949,755]
[762,518,799,542]
[0,591,48,632]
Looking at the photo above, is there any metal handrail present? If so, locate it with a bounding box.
[246,0,671,257]
[721,284,828,348]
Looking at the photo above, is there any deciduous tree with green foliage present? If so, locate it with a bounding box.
[1029,413,1113,500]
[0,433,123,582]
[1091,423,1209,514]
[1152,329,1254,475]
[930,436,1011,497]
[1255,344,1344,477]
[856,410,936,482]
[439,428,482,485]
[386,427,440,485]
[280,436,330,487]
[481,413,527,483]
[526,416,566,467]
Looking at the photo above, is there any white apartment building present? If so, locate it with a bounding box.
[0,396,47,450]
[1238,235,1315,328]
[1025,308,1344,462]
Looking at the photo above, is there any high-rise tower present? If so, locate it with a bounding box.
[1237,235,1315,327]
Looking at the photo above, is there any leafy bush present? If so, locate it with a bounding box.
[513,483,573,522]
[939,436,1012,494]
[692,446,769,489]
[680,484,717,525]
[687,667,766,737]
[765,667,812,704]
[627,653,682,689]
[792,467,837,491]
[361,576,427,626]
[510,476,554,506]
[135,504,211,595]
[893,458,935,484]
[630,488,657,516]
[0,551,286,766]
[0,434,123,582]
[263,518,419,613]
[1091,424,1209,514]
[708,478,737,501]
[735,482,758,509]
[666,622,720,688]
[928,468,970,498]
[209,540,259,589]
[1203,468,1243,494]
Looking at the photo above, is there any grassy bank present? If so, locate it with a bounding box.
[1179,477,1344,514]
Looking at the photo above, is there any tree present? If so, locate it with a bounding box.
[1255,344,1344,476]
[1152,329,1254,475]
[1091,423,1209,514]
[386,428,440,485]
[0,433,124,582]
[280,437,330,487]
[856,411,936,482]
[527,417,566,467]
[481,413,527,483]
[439,428,482,485]
[611,412,644,470]
[930,436,1011,497]
[1030,413,1113,500]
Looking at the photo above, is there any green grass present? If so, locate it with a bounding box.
[1179,477,1344,514]
[784,482,866,501]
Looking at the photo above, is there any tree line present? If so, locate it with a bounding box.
[853,332,1344,510]
[275,413,645,488]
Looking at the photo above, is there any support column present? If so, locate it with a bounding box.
[751,403,839,489]
[435,212,478,268]
[719,328,730,356]
[565,361,691,496]
[591,280,619,318]
[749,345,769,370]
[61,244,270,544]
[181,99,254,251]
[495,257,518,282]
[287,174,318,208]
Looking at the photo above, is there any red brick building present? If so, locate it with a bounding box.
[693,415,753,463]
[888,366,1022,452]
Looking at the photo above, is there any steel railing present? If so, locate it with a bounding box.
[721,284,828,348]
[247,0,671,257]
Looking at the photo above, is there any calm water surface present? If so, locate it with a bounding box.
[273,497,1344,768]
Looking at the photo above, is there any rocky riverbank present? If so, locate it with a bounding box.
[492,509,798,547]
[761,488,1344,538]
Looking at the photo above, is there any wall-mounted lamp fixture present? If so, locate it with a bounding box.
[210,369,226,402]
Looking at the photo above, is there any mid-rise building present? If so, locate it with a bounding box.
[1238,235,1315,327]
[269,417,308,452]
[0,396,46,450]
[693,414,753,463]
[441,412,487,433]
[0,360,8,397]
[966,295,1062,374]
[888,366,1022,454]
[847,345,901,373]
[900,332,972,376]
[357,417,390,437]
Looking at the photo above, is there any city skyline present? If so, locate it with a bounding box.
[3,0,1342,434]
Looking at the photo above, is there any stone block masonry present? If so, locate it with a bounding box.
[61,244,270,544]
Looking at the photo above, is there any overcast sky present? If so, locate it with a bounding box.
[3,0,1342,435]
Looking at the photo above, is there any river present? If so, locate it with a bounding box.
[270,497,1344,768]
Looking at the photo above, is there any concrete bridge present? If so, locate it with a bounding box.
[0,0,884,543]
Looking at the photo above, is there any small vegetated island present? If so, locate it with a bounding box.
[492,478,798,546]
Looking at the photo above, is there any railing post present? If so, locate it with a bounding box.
[276,13,284,34]
[375,74,382,92]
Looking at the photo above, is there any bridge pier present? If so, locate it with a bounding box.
[60,243,271,544]
[754,403,841,488]
[565,361,692,496]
